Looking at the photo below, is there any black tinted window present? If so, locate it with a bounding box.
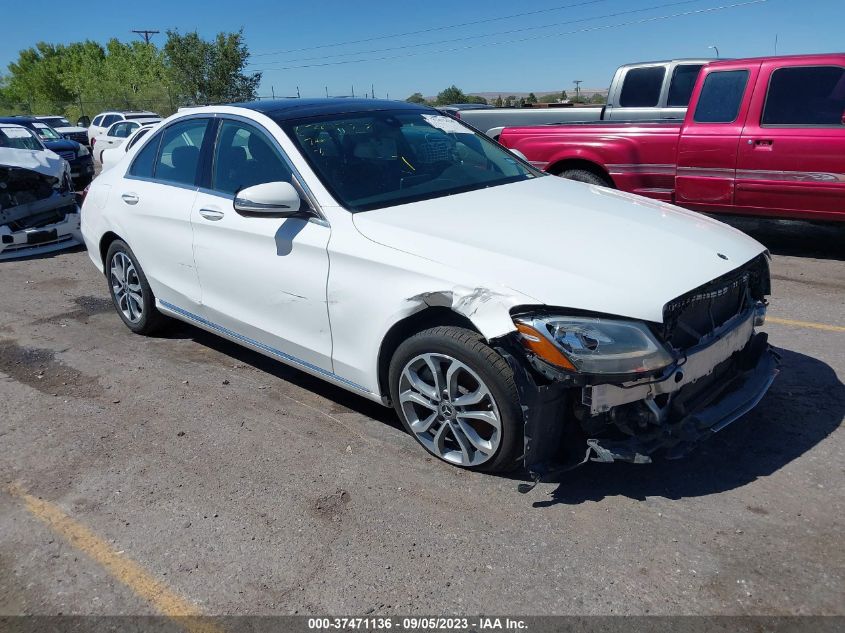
[667,64,704,107]
[127,127,151,150]
[763,66,845,126]
[154,119,210,186]
[694,70,749,123]
[128,131,161,178]
[620,66,666,107]
[212,120,293,195]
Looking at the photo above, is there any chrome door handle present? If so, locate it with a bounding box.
[199,208,225,221]
[121,192,139,205]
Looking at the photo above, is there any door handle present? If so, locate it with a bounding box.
[199,208,225,221]
[749,139,774,148]
[121,192,139,205]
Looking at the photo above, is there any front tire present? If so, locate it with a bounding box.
[105,240,167,335]
[388,326,522,473]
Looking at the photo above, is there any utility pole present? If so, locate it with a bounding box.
[709,45,720,58]
[131,29,160,44]
[573,80,582,103]
[372,84,375,99]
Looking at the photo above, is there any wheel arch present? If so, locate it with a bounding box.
[547,158,616,187]
[377,307,481,403]
[98,231,123,271]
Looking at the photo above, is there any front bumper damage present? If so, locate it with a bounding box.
[0,163,82,261]
[497,307,779,490]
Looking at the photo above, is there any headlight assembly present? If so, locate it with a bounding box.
[514,315,675,375]
[77,145,89,157]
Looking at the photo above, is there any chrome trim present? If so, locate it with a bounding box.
[606,163,676,176]
[157,300,374,397]
[736,169,845,183]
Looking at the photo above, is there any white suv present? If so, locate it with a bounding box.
[87,111,160,146]
[80,100,776,479]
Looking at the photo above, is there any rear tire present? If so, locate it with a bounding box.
[388,326,522,473]
[105,240,167,335]
[559,168,612,187]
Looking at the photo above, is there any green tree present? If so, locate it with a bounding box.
[526,92,538,104]
[406,92,427,104]
[435,85,468,105]
[560,90,569,102]
[494,95,503,107]
[589,92,607,104]
[164,29,261,104]
[504,95,516,107]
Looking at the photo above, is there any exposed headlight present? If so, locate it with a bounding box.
[514,315,675,375]
[77,145,90,157]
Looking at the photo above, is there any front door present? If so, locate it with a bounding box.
[736,62,845,222]
[190,117,333,372]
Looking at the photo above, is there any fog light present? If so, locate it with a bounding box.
[753,302,767,326]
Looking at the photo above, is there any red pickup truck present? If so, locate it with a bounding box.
[500,54,845,223]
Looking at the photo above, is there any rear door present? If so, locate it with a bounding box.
[662,63,706,120]
[675,62,759,212]
[118,116,212,310]
[735,60,845,221]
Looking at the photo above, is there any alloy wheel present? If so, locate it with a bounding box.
[110,251,143,323]
[398,353,502,467]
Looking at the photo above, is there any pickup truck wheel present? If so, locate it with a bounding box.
[388,326,522,473]
[560,168,612,187]
[105,240,167,335]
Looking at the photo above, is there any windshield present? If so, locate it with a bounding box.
[281,110,539,212]
[42,117,71,127]
[31,122,63,140]
[0,126,43,150]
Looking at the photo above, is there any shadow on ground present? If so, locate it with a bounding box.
[712,216,843,261]
[534,347,843,506]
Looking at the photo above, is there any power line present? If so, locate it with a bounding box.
[249,0,706,67]
[250,0,611,58]
[251,0,767,72]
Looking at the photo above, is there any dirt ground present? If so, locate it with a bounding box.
[0,217,842,617]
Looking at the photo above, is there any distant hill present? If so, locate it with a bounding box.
[423,88,608,102]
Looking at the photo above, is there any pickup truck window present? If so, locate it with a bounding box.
[667,64,704,107]
[762,66,845,126]
[619,67,666,108]
[694,70,749,123]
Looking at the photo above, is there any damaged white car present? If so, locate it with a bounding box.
[1,123,82,260]
[81,101,777,482]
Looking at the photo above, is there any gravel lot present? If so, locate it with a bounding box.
[0,217,842,617]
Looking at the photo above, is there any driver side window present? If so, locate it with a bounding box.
[212,120,293,195]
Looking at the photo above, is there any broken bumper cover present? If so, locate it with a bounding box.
[586,339,778,463]
[0,207,82,260]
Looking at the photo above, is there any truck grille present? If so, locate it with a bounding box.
[57,150,76,162]
[661,255,770,350]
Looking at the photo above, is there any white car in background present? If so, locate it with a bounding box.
[81,100,776,480]
[93,118,161,163]
[100,123,159,172]
[35,115,90,146]
[87,111,161,146]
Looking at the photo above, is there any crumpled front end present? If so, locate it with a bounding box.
[0,159,81,260]
[495,254,778,488]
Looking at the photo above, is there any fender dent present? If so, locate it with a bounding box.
[405,286,519,340]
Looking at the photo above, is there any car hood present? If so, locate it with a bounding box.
[55,126,88,134]
[0,146,67,180]
[352,176,767,324]
[44,139,79,152]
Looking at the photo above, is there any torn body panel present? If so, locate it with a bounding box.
[1,148,81,260]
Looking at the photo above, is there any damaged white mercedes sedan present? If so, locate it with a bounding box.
[81,100,777,481]
[1,124,81,260]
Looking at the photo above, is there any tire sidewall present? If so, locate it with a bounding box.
[388,329,522,472]
[105,240,159,333]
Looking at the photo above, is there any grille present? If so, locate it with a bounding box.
[661,255,769,349]
[57,150,75,161]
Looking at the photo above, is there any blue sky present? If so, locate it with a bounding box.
[3,0,843,98]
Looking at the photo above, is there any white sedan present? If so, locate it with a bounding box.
[81,100,777,478]
[92,118,160,163]
[100,123,159,172]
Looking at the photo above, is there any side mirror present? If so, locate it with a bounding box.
[234,181,307,217]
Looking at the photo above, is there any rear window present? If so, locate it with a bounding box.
[667,64,704,107]
[619,66,666,108]
[762,66,845,126]
[694,70,749,123]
